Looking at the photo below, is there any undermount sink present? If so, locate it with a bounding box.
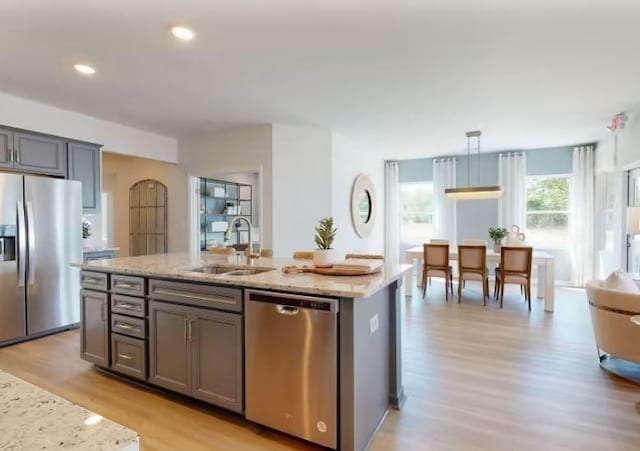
[190,265,275,276]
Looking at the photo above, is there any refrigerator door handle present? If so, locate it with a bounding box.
[17,201,26,287]
[26,201,36,286]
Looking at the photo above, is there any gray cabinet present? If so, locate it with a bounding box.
[148,301,191,395]
[80,289,109,367]
[83,250,116,262]
[68,142,101,212]
[148,300,243,412]
[0,128,12,169]
[191,308,243,412]
[13,132,67,176]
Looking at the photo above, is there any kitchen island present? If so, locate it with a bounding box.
[74,253,410,451]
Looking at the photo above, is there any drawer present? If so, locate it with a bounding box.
[111,314,146,339]
[148,279,242,313]
[111,333,147,381]
[80,271,108,291]
[111,274,145,296]
[111,294,146,318]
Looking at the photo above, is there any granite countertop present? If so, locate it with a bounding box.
[0,370,138,450]
[73,253,411,299]
[83,246,120,253]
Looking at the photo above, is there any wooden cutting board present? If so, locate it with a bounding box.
[282,265,382,276]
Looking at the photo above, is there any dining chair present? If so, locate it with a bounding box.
[495,246,533,311]
[457,245,489,306]
[422,243,453,301]
[208,247,236,256]
[292,251,314,260]
[259,249,274,258]
[427,239,454,287]
[345,253,384,260]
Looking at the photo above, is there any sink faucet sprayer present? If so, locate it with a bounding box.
[225,216,258,261]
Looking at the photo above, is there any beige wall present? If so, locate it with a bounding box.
[102,152,189,257]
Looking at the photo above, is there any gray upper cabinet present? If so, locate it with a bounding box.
[68,142,101,212]
[148,300,192,395]
[0,128,12,169]
[80,289,109,367]
[191,308,243,413]
[13,132,67,176]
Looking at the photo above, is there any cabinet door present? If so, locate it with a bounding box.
[13,132,67,176]
[0,128,13,169]
[190,307,243,412]
[68,142,101,212]
[148,301,191,394]
[80,289,109,367]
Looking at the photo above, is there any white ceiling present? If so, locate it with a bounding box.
[2,0,640,159]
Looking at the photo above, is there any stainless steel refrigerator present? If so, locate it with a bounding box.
[0,173,82,346]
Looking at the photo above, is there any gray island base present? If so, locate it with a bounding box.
[75,253,410,450]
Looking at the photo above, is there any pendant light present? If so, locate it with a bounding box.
[445,130,502,200]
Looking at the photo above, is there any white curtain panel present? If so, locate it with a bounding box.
[384,161,401,266]
[570,146,595,286]
[432,158,457,244]
[498,153,527,229]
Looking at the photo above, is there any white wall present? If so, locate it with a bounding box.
[179,124,273,248]
[0,91,178,162]
[331,134,385,257]
[271,124,333,257]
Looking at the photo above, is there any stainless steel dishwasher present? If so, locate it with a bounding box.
[245,289,338,449]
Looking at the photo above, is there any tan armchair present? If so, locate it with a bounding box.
[586,280,640,365]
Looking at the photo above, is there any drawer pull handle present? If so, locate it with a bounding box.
[83,278,102,284]
[118,353,134,361]
[116,323,141,332]
[152,287,235,305]
[115,282,139,290]
[116,303,138,310]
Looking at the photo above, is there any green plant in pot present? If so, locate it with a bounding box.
[313,217,337,267]
[488,227,507,252]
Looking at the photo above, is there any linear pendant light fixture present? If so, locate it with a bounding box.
[445,130,502,200]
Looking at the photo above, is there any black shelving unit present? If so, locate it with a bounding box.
[199,178,252,251]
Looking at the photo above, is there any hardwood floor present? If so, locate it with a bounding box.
[1,282,639,450]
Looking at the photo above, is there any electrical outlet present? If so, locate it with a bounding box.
[369,314,379,335]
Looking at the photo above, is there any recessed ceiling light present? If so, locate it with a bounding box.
[73,64,96,75]
[171,25,195,41]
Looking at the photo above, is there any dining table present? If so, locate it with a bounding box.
[403,245,556,312]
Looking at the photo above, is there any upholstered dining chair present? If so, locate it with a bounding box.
[427,239,454,287]
[259,249,274,258]
[422,243,453,301]
[208,247,236,256]
[495,246,533,311]
[345,253,384,260]
[292,251,314,260]
[457,245,489,305]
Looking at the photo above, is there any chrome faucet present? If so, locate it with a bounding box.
[225,216,258,261]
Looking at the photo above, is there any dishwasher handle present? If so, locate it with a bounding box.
[276,305,300,316]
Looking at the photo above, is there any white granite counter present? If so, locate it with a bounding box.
[0,370,138,450]
[74,253,411,298]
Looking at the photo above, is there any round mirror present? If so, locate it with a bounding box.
[351,174,376,238]
[358,190,372,223]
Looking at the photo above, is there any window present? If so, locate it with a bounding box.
[525,175,570,248]
[401,182,433,244]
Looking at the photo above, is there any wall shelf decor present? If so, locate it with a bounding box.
[199,178,252,251]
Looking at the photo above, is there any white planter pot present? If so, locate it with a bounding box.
[493,242,502,253]
[313,249,336,268]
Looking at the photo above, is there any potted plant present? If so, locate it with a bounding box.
[313,217,337,267]
[488,226,507,253]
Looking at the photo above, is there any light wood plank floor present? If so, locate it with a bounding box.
[1,283,639,450]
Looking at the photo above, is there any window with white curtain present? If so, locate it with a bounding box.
[525,175,570,248]
[401,182,433,244]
